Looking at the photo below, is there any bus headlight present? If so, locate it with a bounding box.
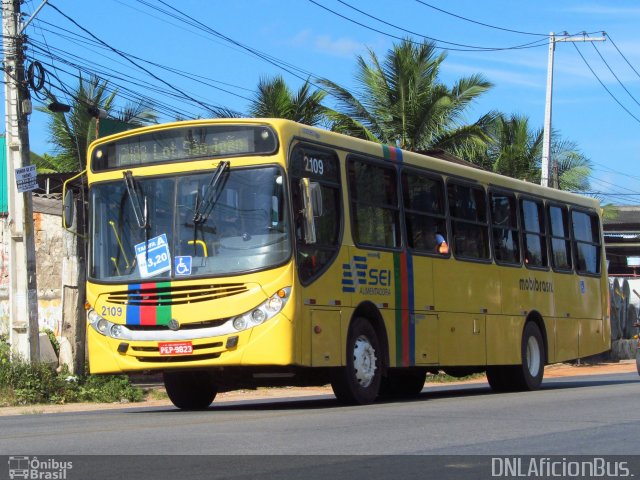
[233,317,248,331]
[251,309,266,323]
[88,308,132,340]
[96,319,109,335]
[231,287,291,332]
[110,324,125,338]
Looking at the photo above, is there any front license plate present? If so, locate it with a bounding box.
[158,342,193,355]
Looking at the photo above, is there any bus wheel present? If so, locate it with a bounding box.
[379,369,426,398]
[487,322,545,392]
[514,322,545,390]
[636,347,640,376]
[331,317,382,405]
[163,370,218,410]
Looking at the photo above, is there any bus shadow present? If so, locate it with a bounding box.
[131,374,639,414]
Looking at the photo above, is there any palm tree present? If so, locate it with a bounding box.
[212,75,327,126]
[552,138,592,191]
[38,75,116,172]
[468,113,593,192]
[250,75,327,126]
[38,74,157,172]
[318,38,496,153]
[480,114,543,182]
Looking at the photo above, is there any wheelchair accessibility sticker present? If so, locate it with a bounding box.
[175,256,192,276]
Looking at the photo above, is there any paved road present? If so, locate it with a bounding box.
[1,373,638,478]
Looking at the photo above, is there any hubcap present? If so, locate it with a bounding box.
[526,336,541,377]
[353,335,377,388]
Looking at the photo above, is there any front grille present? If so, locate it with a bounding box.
[126,319,228,331]
[106,283,249,306]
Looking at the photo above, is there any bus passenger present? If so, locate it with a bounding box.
[435,232,449,254]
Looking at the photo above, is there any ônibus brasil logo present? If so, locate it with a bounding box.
[8,456,73,479]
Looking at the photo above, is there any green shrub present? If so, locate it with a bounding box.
[76,374,144,403]
[0,335,143,406]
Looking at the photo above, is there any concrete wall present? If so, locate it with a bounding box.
[0,195,63,337]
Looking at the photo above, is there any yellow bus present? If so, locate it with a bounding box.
[65,118,610,409]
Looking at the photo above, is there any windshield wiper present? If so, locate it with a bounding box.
[123,170,148,229]
[193,161,230,224]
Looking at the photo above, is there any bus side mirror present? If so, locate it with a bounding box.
[61,170,87,235]
[63,188,75,230]
[300,178,322,244]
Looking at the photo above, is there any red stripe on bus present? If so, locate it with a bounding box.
[139,282,157,326]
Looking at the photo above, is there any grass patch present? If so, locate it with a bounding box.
[147,388,169,401]
[0,334,143,407]
[427,372,486,383]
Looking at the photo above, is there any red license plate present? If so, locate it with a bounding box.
[158,341,193,355]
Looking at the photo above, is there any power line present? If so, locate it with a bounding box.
[28,29,253,106]
[33,18,255,97]
[335,0,549,51]
[606,33,640,82]
[141,0,323,88]
[590,41,640,110]
[571,42,640,125]
[591,165,640,184]
[29,51,202,120]
[308,0,550,52]
[46,2,224,114]
[413,0,549,37]
[26,37,203,120]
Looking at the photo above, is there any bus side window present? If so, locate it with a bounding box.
[447,182,490,260]
[348,158,401,249]
[401,169,447,255]
[571,210,601,275]
[520,199,548,268]
[548,205,572,271]
[490,191,520,264]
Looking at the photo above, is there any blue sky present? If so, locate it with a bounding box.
[5,0,640,205]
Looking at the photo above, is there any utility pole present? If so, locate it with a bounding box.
[541,32,606,188]
[3,0,40,361]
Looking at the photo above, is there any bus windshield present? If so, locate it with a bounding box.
[89,165,290,282]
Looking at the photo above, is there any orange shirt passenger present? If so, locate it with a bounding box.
[435,233,449,255]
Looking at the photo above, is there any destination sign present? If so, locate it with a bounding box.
[91,124,278,171]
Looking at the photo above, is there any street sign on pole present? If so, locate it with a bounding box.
[15,165,37,193]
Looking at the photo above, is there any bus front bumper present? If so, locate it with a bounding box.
[86,314,295,374]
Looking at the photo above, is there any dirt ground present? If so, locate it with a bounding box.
[0,360,636,417]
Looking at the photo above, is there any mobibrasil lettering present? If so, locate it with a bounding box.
[342,255,392,295]
[519,277,554,293]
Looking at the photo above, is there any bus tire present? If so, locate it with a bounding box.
[331,317,382,405]
[636,348,640,376]
[379,369,426,398]
[163,370,218,410]
[514,321,545,390]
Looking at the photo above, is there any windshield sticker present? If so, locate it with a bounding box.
[135,233,171,278]
[175,256,192,276]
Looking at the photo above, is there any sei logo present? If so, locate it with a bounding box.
[368,268,391,286]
